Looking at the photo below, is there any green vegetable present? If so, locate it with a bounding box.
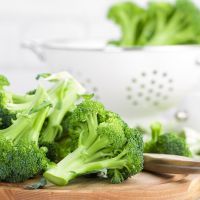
[39,72,85,162]
[108,0,200,46]
[0,75,35,129]
[0,86,51,182]
[144,122,191,157]
[44,99,143,186]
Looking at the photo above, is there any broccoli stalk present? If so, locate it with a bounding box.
[39,72,85,143]
[40,82,79,143]
[38,72,85,162]
[44,99,143,186]
[0,85,51,182]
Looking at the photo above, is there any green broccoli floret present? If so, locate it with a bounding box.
[39,72,85,162]
[146,0,200,45]
[144,122,191,157]
[0,75,37,129]
[154,133,191,157]
[108,0,200,46]
[43,99,143,186]
[107,2,146,47]
[0,85,51,182]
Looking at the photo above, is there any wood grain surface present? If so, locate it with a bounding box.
[0,172,200,200]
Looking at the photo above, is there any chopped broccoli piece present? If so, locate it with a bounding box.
[144,122,191,157]
[44,99,143,186]
[0,86,51,182]
[0,75,39,129]
[107,2,146,47]
[39,72,85,162]
[108,0,200,46]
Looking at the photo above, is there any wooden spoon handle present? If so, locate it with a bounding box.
[144,153,200,174]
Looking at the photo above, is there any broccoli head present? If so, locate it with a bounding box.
[0,86,51,182]
[44,99,143,186]
[144,122,191,157]
[0,74,37,129]
[108,0,200,46]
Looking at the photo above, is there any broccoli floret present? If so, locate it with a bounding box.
[154,133,191,157]
[144,122,191,157]
[0,107,16,129]
[146,0,200,45]
[43,99,143,186]
[39,72,85,162]
[0,86,51,182]
[107,2,146,47]
[108,0,200,46]
[0,75,15,128]
[0,75,38,129]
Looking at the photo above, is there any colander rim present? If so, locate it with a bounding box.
[29,38,200,52]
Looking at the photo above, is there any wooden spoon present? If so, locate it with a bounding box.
[144,153,200,174]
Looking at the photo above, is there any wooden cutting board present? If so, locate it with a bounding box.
[0,172,200,200]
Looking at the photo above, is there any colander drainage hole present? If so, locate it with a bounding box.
[93,87,98,92]
[140,84,145,88]
[141,72,146,77]
[156,92,161,97]
[162,72,167,77]
[153,70,158,75]
[126,86,132,91]
[86,78,91,83]
[148,89,153,93]
[132,101,138,106]
[154,102,159,106]
[163,95,168,100]
[127,95,132,100]
[151,80,156,84]
[138,92,143,97]
[145,97,151,101]
[132,78,137,83]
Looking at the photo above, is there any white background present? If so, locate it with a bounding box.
[0,0,200,91]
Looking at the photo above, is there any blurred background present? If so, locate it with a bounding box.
[1,0,199,91]
[1,0,200,129]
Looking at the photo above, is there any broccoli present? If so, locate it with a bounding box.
[144,122,191,157]
[107,2,146,47]
[108,0,200,46]
[146,0,200,45]
[44,99,143,186]
[0,85,51,182]
[0,75,37,129]
[39,72,85,162]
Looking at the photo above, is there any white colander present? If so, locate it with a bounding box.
[23,39,200,125]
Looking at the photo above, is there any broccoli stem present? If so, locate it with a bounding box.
[82,114,98,146]
[6,102,33,112]
[40,90,78,143]
[0,115,32,141]
[120,16,136,46]
[11,93,33,104]
[44,148,127,185]
[24,107,50,145]
[147,12,188,45]
[151,122,162,142]
[0,86,48,143]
